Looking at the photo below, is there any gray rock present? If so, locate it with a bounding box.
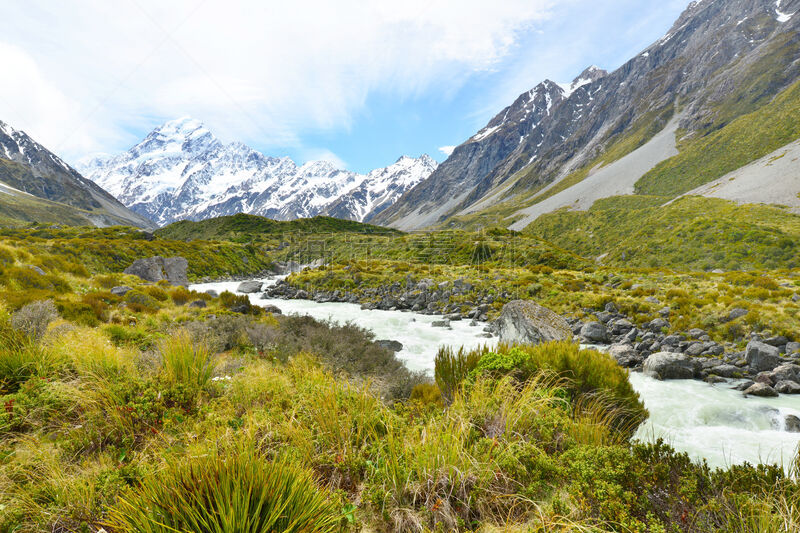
[377,340,403,352]
[743,383,778,397]
[124,256,188,286]
[431,320,450,328]
[645,296,660,304]
[493,300,572,345]
[237,281,264,293]
[792,294,800,303]
[726,308,748,322]
[604,302,618,313]
[643,352,697,380]
[658,307,671,317]
[785,415,800,432]
[687,328,707,339]
[623,327,639,343]
[609,344,641,368]
[261,304,282,315]
[732,380,755,391]
[765,336,790,347]
[706,375,727,384]
[110,285,132,296]
[775,380,800,394]
[188,299,207,308]
[685,342,705,356]
[205,289,219,297]
[27,265,46,275]
[709,364,740,378]
[580,321,610,344]
[786,342,800,355]
[745,341,781,372]
[648,318,670,332]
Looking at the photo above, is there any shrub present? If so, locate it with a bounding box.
[10,299,59,341]
[434,346,483,402]
[143,285,169,302]
[108,446,341,533]
[449,342,647,438]
[409,382,444,407]
[124,290,159,312]
[160,331,215,390]
[219,291,260,315]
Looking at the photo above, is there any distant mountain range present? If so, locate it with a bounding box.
[374,0,800,230]
[0,120,153,228]
[77,118,437,227]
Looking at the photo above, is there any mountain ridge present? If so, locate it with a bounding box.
[374,0,800,230]
[0,119,154,228]
[78,118,437,227]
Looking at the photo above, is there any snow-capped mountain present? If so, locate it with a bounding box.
[77,117,437,226]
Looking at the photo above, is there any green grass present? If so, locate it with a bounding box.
[108,444,342,533]
[526,195,800,271]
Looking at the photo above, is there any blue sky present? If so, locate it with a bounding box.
[0,0,690,174]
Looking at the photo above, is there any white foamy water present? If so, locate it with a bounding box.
[191,278,800,469]
[191,279,496,374]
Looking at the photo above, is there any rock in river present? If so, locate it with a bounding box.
[237,280,264,293]
[643,352,697,380]
[493,300,571,345]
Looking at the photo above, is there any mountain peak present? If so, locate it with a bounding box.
[152,116,209,139]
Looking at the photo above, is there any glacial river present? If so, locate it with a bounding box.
[192,279,800,470]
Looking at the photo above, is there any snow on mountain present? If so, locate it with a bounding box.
[77,117,437,226]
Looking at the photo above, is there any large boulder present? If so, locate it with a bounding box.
[643,352,697,380]
[494,300,571,345]
[237,281,264,293]
[580,321,609,344]
[124,256,188,286]
[745,341,781,372]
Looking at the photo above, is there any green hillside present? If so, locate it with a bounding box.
[156,213,400,242]
[526,195,800,270]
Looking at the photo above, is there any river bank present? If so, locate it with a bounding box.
[192,278,800,469]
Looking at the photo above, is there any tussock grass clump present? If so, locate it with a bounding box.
[10,299,59,341]
[436,341,647,438]
[108,444,342,533]
[160,330,215,390]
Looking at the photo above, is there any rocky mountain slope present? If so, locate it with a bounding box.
[0,120,154,228]
[375,0,800,230]
[78,118,436,227]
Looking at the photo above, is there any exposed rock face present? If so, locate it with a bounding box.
[237,281,264,293]
[493,300,571,345]
[643,352,697,380]
[123,256,188,286]
[745,341,781,372]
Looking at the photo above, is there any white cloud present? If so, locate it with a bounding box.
[0,0,557,162]
[439,146,456,156]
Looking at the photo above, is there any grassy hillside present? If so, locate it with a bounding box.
[156,213,400,242]
[0,225,273,284]
[635,78,800,197]
[525,195,800,271]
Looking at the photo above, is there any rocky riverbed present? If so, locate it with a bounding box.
[255,276,800,396]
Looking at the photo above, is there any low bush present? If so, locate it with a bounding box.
[108,445,342,533]
[11,299,59,341]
